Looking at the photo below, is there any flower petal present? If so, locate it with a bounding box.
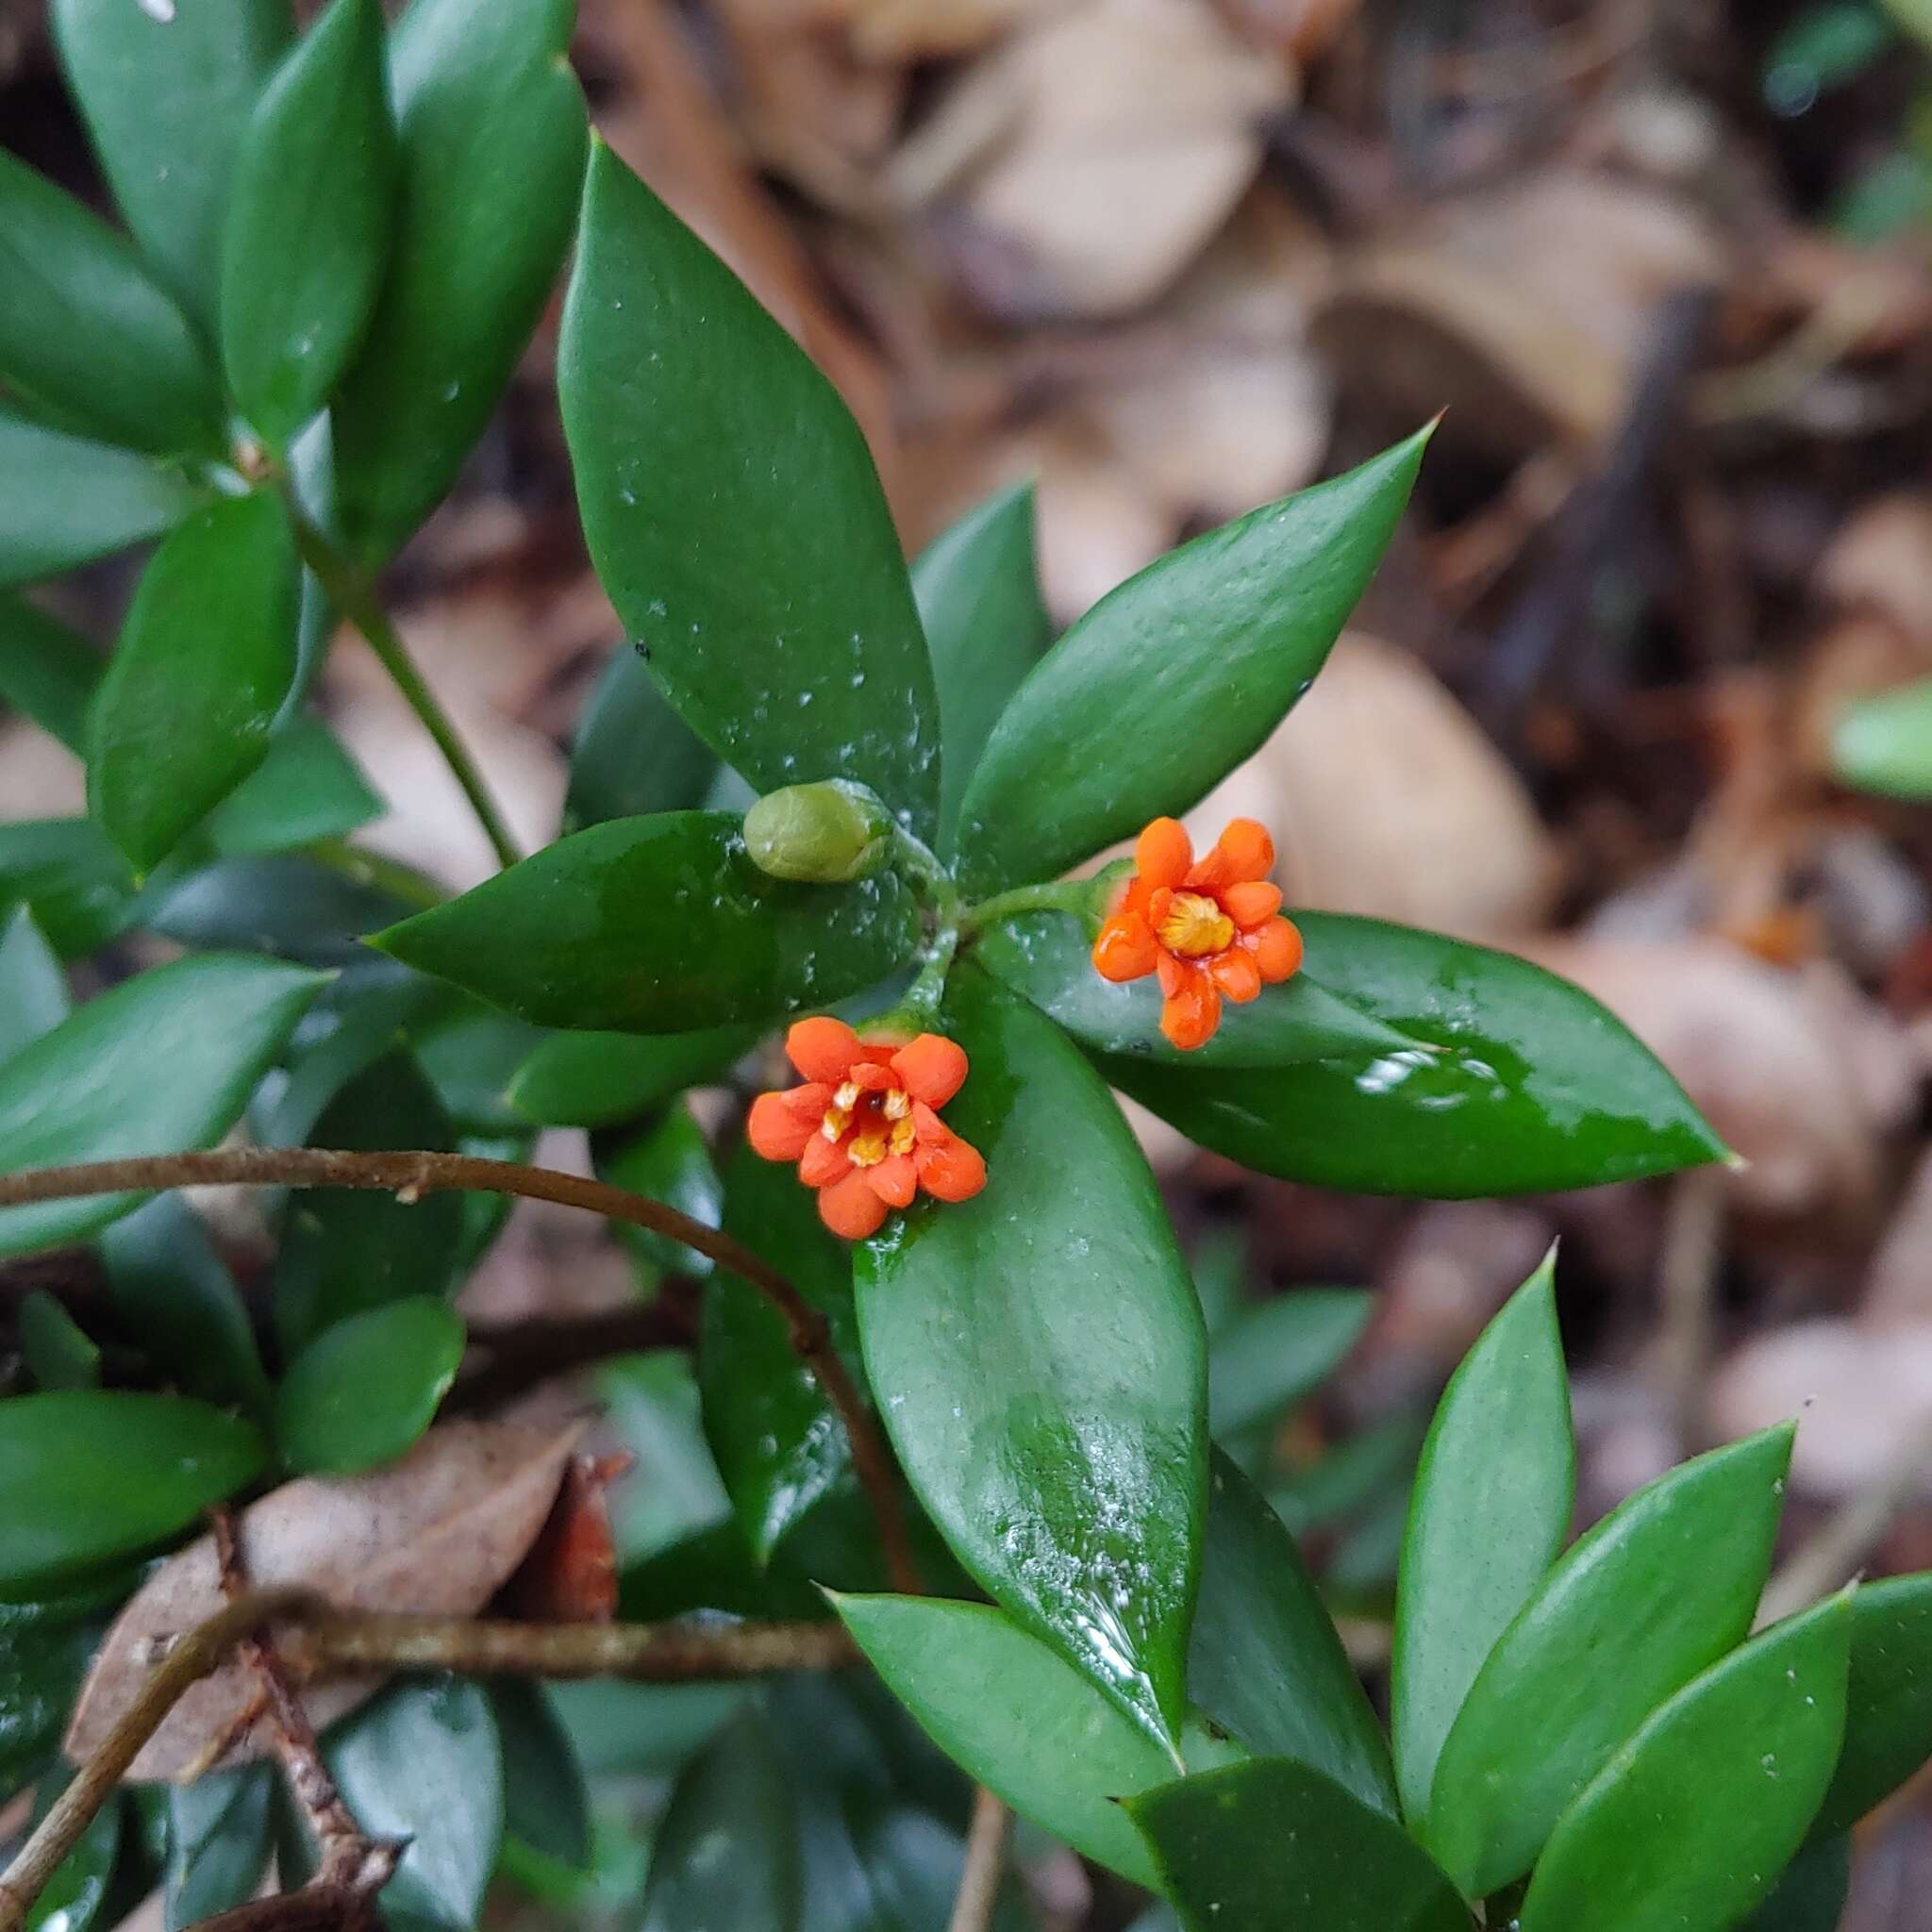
[1093,913,1158,983]
[1159,964,1222,1050]
[916,1128,987,1203]
[748,1091,817,1162]
[1187,818,1274,891]
[865,1151,919,1208]
[799,1133,853,1189]
[1136,817,1192,891]
[1210,947,1262,1003]
[846,1060,897,1092]
[891,1033,968,1108]
[1249,916,1305,983]
[1156,950,1186,999]
[1222,880,1283,929]
[787,1015,863,1084]
[820,1169,891,1240]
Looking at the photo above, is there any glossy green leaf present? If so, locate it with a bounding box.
[954,427,1430,891]
[1106,913,1729,1197]
[596,1103,723,1278]
[1520,1596,1850,1932]
[148,853,410,966]
[408,992,545,1136]
[19,1291,99,1391]
[90,492,300,872]
[23,1776,122,1932]
[52,0,291,329]
[508,1024,754,1128]
[0,1578,129,1801]
[560,146,940,839]
[1392,1251,1574,1823]
[324,1677,503,1932]
[1835,675,1932,799]
[0,952,324,1256]
[855,965,1207,1746]
[374,811,923,1032]
[1189,1450,1397,1816]
[0,596,99,751]
[562,644,717,836]
[205,715,384,858]
[1426,1424,1795,1895]
[0,412,206,589]
[0,151,222,456]
[491,1682,591,1871]
[275,1297,464,1474]
[914,481,1054,851]
[1741,1835,1852,1932]
[99,1196,270,1415]
[703,1136,857,1561]
[0,1392,266,1597]
[1208,1289,1371,1439]
[598,1352,731,1567]
[0,819,158,958]
[330,0,585,562]
[220,0,397,446]
[272,1048,462,1353]
[1815,1571,1932,1834]
[0,904,69,1061]
[639,1707,799,1932]
[254,964,435,1148]
[165,1766,273,1931]
[1127,1758,1469,1932]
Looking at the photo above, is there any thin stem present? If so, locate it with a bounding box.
[0,1149,922,1596]
[945,1788,1012,1932]
[891,823,961,925]
[899,925,960,1023]
[958,879,1101,940]
[283,502,522,872]
[304,840,446,915]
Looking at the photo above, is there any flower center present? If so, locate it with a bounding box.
[1158,891,1235,958]
[824,1082,917,1162]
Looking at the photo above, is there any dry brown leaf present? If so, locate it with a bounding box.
[844,0,1067,61]
[1815,494,1932,648]
[65,1420,581,1783]
[0,720,85,824]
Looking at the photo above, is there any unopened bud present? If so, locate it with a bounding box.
[742,780,892,884]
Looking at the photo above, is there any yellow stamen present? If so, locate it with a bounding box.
[882,1088,910,1122]
[1158,891,1235,958]
[833,1080,860,1110]
[849,1128,889,1168]
[820,1105,851,1141]
[890,1115,916,1157]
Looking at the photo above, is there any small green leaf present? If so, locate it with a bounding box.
[330,0,585,562]
[90,492,300,872]
[1426,1424,1795,1896]
[954,427,1431,892]
[0,412,206,590]
[408,992,546,1135]
[1208,1290,1372,1439]
[0,952,325,1256]
[149,853,411,966]
[0,1579,130,1801]
[1741,1835,1853,1932]
[1392,1251,1574,1823]
[563,645,717,835]
[1127,1757,1470,1932]
[275,1297,464,1474]
[856,965,1207,1747]
[914,481,1054,852]
[51,0,292,330]
[1814,1571,1932,1834]
[1106,913,1729,1197]
[0,819,157,958]
[560,146,941,840]
[0,903,70,1061]
[220,0,397,446]
[0,151,223,456]
[19,1292,99,1391]
[164,1767,273,1932]
[1190,1450,1397,1817]
[0,1392,266,1596]
[638,1707,799,1932]
[1519,1596,1851,1932]
[491,1682,591,1871]
[597,1104,722,1278]
[205,715,384,858]
[0,596,99,752]
[373,812,923,1032]
[1834,676,1932,800]
[508,1024,754,1128]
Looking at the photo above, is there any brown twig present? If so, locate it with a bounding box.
[0,1148,921,1595]
[184,1886,373,1932]
[945,1788,1013,1932]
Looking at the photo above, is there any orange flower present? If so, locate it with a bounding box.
[746,1016,988,1240]
[1091,816,1304,1050]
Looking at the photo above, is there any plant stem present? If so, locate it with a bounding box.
[945,1788,1012,1932]
[0,1148,921,1596]
[282,502,523,873]
[958,879,1100,939]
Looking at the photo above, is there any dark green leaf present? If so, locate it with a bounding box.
[954,427,1431,892]
[491,1682,591,1871]
[1741,1835,1852,1932]
[164,1767,273,1932]
[1106,913,1728,1197]
[0,596,99,751]
[221,0,397,446]
[0,819,159,959]
[1208,1290,1371,1439]
[205,716,383,858]
[0,1578,129,1801]
[913,481,1053,852]
[562,644,717,836]
[255,961,436,1148]
[99,1196,270,1414]
[1272,1411,1425,1538]
[19,1291,99,1391]
[147,853,410,966]
[330,0,585,562]
[1426,1424,1795,1895]
[0,1392,266,1596]
[1519,1595,1850,1932]
[1834,675,1932,800]
[272,1048,462,1353]
[1127,1757,1469,1932]
[1392,1251,1574,1823]
[0,152,221,455]
[638,1707,799,1932]
[0,904,69,1061]
[275,1296,464,1474]
[374,811,923,1032]
[560,146,940,839]
[1815,1571,1932,1835]
[508,1024,754,1128]
[0,412,206,589]
[90,492,300,871]
[0,953,325,1256]
[597,1352,731,1566]
[1190,1450,1397,1816]
[23,1775,123,1932]
[856,965,1207,1746]
[408,993,546,1136]
[597,1104,723,1278]
[51,0,290,329]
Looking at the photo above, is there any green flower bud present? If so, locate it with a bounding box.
[742,780,893,884]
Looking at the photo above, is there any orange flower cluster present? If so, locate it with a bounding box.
[1092,817,1303,1049]
[748,1016,987,1240]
